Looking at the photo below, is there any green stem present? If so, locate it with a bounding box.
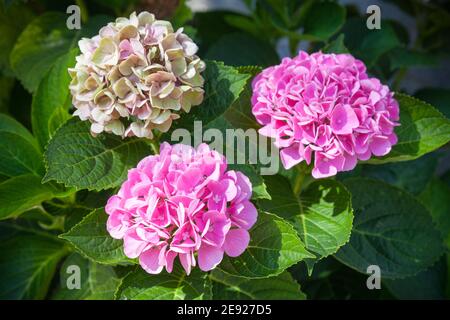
[148,130,163,154]
[31,205,55,221]
[52,186,77,204]
[149,138,160,154]
[34,206,66,232]
[75,0,89,23]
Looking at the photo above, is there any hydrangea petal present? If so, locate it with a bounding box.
[223,229,250,257]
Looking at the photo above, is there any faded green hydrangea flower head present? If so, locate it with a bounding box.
[68,11,205,138]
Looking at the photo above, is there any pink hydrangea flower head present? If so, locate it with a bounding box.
[251,51,400,178]
[105,142,257,274]
[69,11,205,139]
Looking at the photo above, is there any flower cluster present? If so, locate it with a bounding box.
[251,51,399,178]
[68,11,205,139]
[105,142,257,274]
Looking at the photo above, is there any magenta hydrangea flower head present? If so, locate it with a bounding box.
[68,11,205,139]
[251,51,400,178]
[105,142,257,274]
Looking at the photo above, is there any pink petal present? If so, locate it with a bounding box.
[105,195,122,215]
[342,154,357,171]
[312,153,344,179]
[330,104,360,135]
[140,247,164,274]
[235,171,252,201]
[106,211,129,239]
[198,244,224,271]
[123,229,148,259]
[280,143,303,169]
[165,250,177,273]
[176,167,202,192]
[258,124,277,138]
[231,201,257,230]
[179,253,192,275]
[370,136,392,156]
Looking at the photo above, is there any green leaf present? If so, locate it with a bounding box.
[419,178,450,243]
[230,163,271,201]
[223,65,262,130]
[32,48,77,149]
[290,256,385,300]
[358,153,438,195]
[169,60,250,132]
[219,66,271,198]
[203,115,271,200]
[0,1,34,74]
[257,174,302,218]
[52,253,121,300]
[224,15,261,39]
[0,112,36,144]
[10,13,110,92]
[10,12,73,92]
[335,178,445,279]
[388,47,437,71]
[0,114,43,177]
[200,63,268,199]
[116,266,212,300]
[0,222,67,299]
[259,175,353,268]
[205,33,279,68]
[60,208,133,265]
[193,11,243,54]
[44,118,150,191]
[293,179,353,266]
[217,211,314,279]
[302,1,346,41]
[211,269,306,299]
[0,174,56,220]
[342,18,401,67]
[171,0,193,29]
[369,93,450,163]
[322,34,349,54]
[172,63,270,201]
[0,76,14,113]
[63,206,92,232]
[383,257,447,300]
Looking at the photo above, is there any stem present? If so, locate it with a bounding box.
[149,138,160,154]
[34,206,66,232]
[38,216,65,232]
[52,186,77,204]
[148,130,163,154]
[75,0,89,23]
[34,205,56,221]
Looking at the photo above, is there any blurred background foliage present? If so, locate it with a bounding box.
[0,0,449,300]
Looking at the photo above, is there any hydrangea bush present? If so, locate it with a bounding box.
[1,0,450,301]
